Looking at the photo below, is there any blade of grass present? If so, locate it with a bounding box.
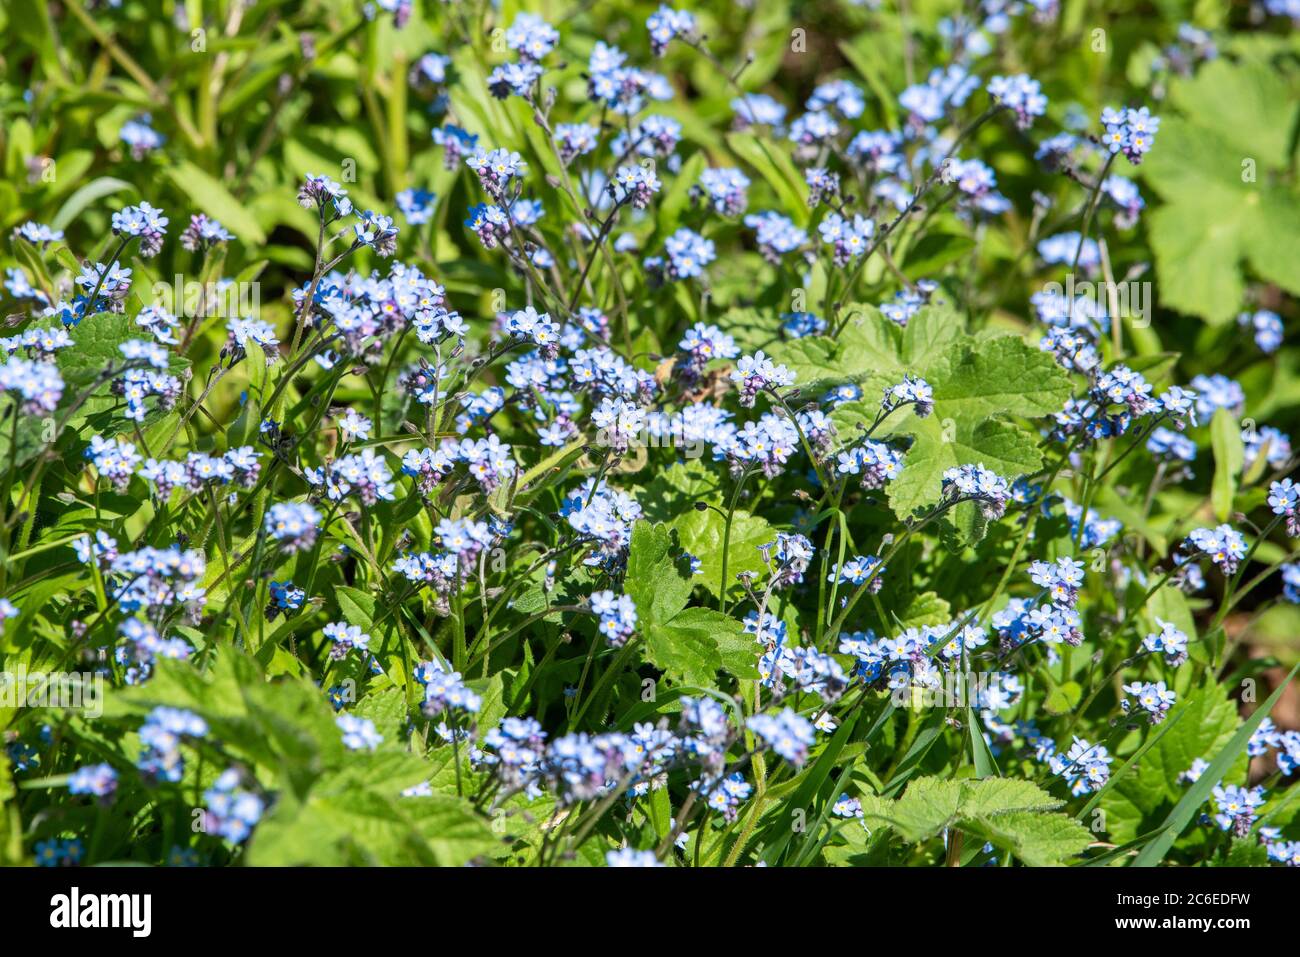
[1130,661,1299,867]
[757,705,863,864]
[967,705,1001,779]
[882,706,946,796]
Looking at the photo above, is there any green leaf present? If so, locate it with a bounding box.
[1141,60,1300,323]
[1210,407,1243,522]
[351,687,411,744]
[0,752,19,864]
[1146,194,1249,324]
[7,0,63,80]
[51,177,136,232]
[638,459,724,523]
[244,341,269,397]
[863,775,1065,838]
[1164,58,1295,166]
[669,507,775,601]
[887,415,1043,539]
[956,778,1064,817]
[767,304,905,397]
[726,132,809,226]
[713,614,762,680]
[643,606,733,686]
[927,333,1076,421]
[106,647,344,797]
[650,784,673,840]
[759,708,863,864]
[1220,838,1269,867]
[624,521,756,683]
[336,585,377,630]
[861,776,1089,866]
[1079,706,1189,824]
[864,776,965,841]
[624,521,693,628]
[248,787,501,866]
[655,152,707,239]
[882,708,948,794]
[1043,681,1082,715]
[885,335,1069,541]
[898,591,951,628]
[1144,680,1242,807]
[901,230,976,279]
[964,811,1093,867]
[0,753,13,804]
[967,706,1001,779]
[165,160,267,244]
[899,303,965,367]
[793,314,1066,544]
[1145,584,1196,645]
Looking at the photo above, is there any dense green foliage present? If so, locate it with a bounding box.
[0,0,1298,868]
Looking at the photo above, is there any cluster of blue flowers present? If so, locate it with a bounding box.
[67,763,118,801]
[305,449,397,506]
[111,202,168,257]
[591,590,639,646]
[337,714,384,751]
[264,501,322,553]
[1099,106,1160,164]
[988,74,1047,128]
[202,769,266,843]
[1053,364,1196,447]
[0,353,63,414]
[179,213,234,252]
[989,560,1087,658]
[113,619,194,685]
[137,707,208,784]
[34,838,85,867]
[477,693,750,816]
[942,463,1012,518]
[1121,681,1177,723]
[1142,619,1190,667]
[1042,736,1113,796]
[748,709,817,767]
[415,659,483,718]
[135,448,260,499]
[120,114,163,158]
[1181,524,1248,577]
[646,227,716,282]
[562,478,643,571]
